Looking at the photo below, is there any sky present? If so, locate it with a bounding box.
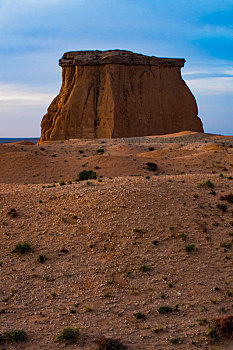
[0,0,232,137]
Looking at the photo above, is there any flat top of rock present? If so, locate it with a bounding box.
[59,49,185,67]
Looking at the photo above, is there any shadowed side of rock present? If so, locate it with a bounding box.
[40,50,203,141]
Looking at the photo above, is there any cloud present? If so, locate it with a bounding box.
[0,83,54,106]
[186,76,233,95]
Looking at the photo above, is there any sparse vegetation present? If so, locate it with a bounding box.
[198,318,209,325]
[7,208,17,218]
[185,244,196,252]
[139,264,150,272]
[37,254,47,263]
[77,170,97,181]
[198,180,214,189]
[2,329,27,342]
[12,242,31,254]
[133,228,145,234]
[220,193,233,203]
[55,327,80,343]
[97,336,127,350]
[97,148,105,154]
[170,337,180,344]
[180,233,187,241]
[158,306,173,314]
[220,240,233,249]
[134,312,146,320]
[217,203,228,212]
[153,326,164,333]
[58,180,66,186]
[85,305,93,312]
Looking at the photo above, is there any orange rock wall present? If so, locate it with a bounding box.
[40,51,203,141]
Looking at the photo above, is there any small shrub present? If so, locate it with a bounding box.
[104,292,111,298]
[220,240,233,249]
[139,264,150,272]
[97,148,105,155]
[170,337,180,344]
[198,180,214,189]
[217,204,227,212]
[198,318,209,326]
[61,217,68,223]
[12,242,31,254]
[180,233,187,241]
[133,228,145,234]
[148,147,155,151]
[85,306,93,312]
[2,329,27,342]
[37,254,47,263]
[97,336,127,350]
[205,327,219,343]
[160,292,165,299]
[134,312,146,320]
[158,306,173,314]
[55,327,80,343]
[153,326,164,333]
[220,307,226,313]
[220,193,233,203]
[185,244,196,253]
[77,170,97,181]
[212,222,219,227]
[7,208,17,218]
[146,162,157,171]
[59,180,66,186]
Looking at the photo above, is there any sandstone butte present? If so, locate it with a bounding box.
[39,50,204,141]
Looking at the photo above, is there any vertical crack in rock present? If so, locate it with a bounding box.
[39,50,204,141]
[94,63,100,137]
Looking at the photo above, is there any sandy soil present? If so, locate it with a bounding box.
[0,131,233,349]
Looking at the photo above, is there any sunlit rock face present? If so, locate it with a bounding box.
[40,50,203,141]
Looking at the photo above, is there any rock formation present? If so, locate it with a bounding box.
[40,50,203,141]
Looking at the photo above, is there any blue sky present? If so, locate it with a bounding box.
[0,0,232,137]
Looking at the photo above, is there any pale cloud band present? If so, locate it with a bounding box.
[186,76,233,95]
[0,83,54,106]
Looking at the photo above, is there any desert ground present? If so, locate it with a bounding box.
[0,131,233,349]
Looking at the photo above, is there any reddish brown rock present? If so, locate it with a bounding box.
[40,50,203,141]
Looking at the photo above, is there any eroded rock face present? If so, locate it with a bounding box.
[40,50,203,141]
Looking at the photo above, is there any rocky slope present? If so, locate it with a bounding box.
[40,50,203,142]
[0,132,232,350]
